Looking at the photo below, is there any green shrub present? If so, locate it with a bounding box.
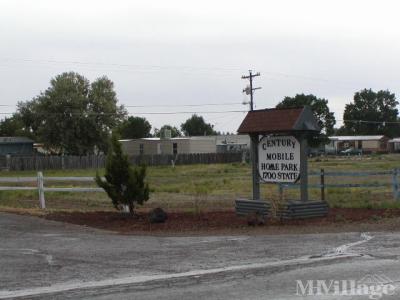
[95,135,149,216]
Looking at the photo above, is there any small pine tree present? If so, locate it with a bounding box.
[95,135,149,216]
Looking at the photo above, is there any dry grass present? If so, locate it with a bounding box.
[1,154,400,212]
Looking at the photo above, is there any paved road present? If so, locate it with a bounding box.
[1,213,400,299]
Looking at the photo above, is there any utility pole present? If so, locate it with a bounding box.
[242,70,261,200]
[242,70,261,111]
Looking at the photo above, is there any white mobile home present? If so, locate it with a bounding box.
[216,135,250,153]
[120,135,251,156]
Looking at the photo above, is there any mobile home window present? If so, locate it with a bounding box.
[173,143,178,155]
[139,143,144,155]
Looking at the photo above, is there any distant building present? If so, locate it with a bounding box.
[327,135,389,153]
[216,135,250,153]
[0,137,34,155]
[120,137,216,155]
[120,135,250,156]
[388,138,400,152]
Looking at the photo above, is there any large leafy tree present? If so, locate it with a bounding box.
[95,135,150,216]
[117,116,152,139]
[154,125,182,138]
[343,89,399,137]
[181,114,216,136]
[276,94,336,146]
[16,72,126,154]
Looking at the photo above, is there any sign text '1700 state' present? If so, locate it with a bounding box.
[258,136,300,183]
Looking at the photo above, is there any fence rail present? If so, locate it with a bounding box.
[278,168,400,201]
[0,152,243,171]
[309,171,393,176]
[0,172,103,209]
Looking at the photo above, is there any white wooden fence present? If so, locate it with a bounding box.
[0,172,103,209]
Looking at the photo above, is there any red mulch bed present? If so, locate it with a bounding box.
[42,208,400,235]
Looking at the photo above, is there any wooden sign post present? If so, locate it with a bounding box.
[299,135,308,202]
[250,134,260,200]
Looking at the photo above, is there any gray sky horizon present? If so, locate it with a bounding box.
[1,0,400,134]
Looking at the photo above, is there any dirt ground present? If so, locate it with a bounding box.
[40,208,400,235]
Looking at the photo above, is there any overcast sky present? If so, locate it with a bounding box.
[1,0,400,133]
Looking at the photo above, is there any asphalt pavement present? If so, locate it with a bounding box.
[1,212,400,299]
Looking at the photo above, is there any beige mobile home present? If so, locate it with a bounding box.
[120,137,217,155]
[328,135,389,153]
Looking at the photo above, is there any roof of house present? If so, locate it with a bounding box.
[0,137,34,144]
[329,135,386,141]
[388,138,400,143]
[237,106,320,134]
[119,136,217,142]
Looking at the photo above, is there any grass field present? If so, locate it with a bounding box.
[1,154,400,212]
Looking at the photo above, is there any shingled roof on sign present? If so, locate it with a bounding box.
[237,106,320,134]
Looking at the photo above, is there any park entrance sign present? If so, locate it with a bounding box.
[237,106,328,220]
[258,135,300,183]
[237,106,320,202]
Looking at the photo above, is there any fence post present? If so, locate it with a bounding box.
[277,183,283,202]
[320,168,325,201]
[37,171,46,209]
[61,154,65,170]
[241,151,246,164]
[4,154,11,171]
[392,168,399,201]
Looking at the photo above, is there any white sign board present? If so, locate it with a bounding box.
[258,135,300,183]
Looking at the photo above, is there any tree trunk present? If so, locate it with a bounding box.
[128,202,135,216]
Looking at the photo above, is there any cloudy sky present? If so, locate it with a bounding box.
[1,0,400,133]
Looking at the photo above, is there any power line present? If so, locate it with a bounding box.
[0,110,247,116]
[1,104,398,124]
[338,119,400,124]
[125,102,242,108]
[215,113,241,129]
[125,110,247,115]
[0,57,368,86]
[206,111,244,123]
[2,109,399,126]
[0,58,242,72]
[0,102,243,108]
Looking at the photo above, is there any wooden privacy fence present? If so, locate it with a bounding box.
[0,155,106,171]
[0,152,243,171]
[132,153,243,166]
[278,169,400,201]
